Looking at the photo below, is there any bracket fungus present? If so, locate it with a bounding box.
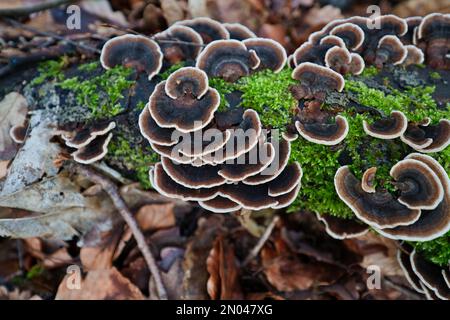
[295,115,349,145]
[60,121,116,164]
[148,67,220,133]
[175,17,230,44]
[362,110,408,139]
[100,34,163,80]
[223,23,257,40]
[154,25,203,66]
[196,40,260,82]
[401,119,450,153]
[242,38,287,72]
[361,167,377,193]
[315,212,369,240]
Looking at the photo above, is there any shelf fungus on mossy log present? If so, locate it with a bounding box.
[148,67,220,133]
[401,119,450,153]
[174,17,230,44]
[100,34,163,80]
[397,244,450,300]
[375,154,450,241]
[154,25,203,66]
[196,40,261,82]
[59,121,116,164]
[362,110,408,139]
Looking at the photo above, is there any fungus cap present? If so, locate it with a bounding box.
[9,124,27,144]
[243,38,287,72]
[148,79,220,133]
[329,22,365,50]
[196,40,260,82]
[334,166,421,228]
[223,23,257,40]
[62,121,116,149]
[390,159,444,210]
[376,154,450,241]
[295,115,349,146]
[165,67,209,99]
[362,110,408,139]
[175,17,229,43]
[72,133,113,164]
[402,45,425,66]
[375,35,408,66]
[316,212,369,240]
[292,62,345,93]
[100,34,163,80]
[361,166,377,193]
[324,46,352,74]
[199,196,242,213]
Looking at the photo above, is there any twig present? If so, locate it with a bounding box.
[242,215,280,267]
[4,18,101,54]
[74,164,168,300]
[0,0,75,17]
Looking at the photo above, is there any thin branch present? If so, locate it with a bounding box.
[0,0,75,17]
[242,215,280,267]
[74,164,168,300]
[4,18,101,54]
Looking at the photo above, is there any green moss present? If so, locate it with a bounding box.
[31,57,69,85]
[359,65,379,78]
[345,80,442,122]
[413,232,450,267]
[58,65,134,119]
[429,71,441,80]
[78,61,99,72]
[159,62,186,80]
[209,77,238,111]
[108,136,159,189]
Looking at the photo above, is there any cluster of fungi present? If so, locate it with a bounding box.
[52,14,450,298]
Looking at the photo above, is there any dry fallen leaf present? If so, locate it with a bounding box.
[135,203,176,231]
[55,267,145,300]
[0,92,28,161]
[206,234,243,300]
[160,0,186,25]
[24,238,73,269]
[261,233,338,292]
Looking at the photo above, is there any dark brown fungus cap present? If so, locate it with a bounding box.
[218,141,275,181]
[199,196,242,213]
[291,62,345,100]
[220,183,279,210]
[390,159,443,210]
[196,40,260,82]
[420,119,450,153]
[410,249,450,300]
[349,53,365,75]
[295,115,349,146]
[154,25,203,65]
[402,45,425,66]
[324,46,352,74]
[361,167,377,193]
[376,154,450,241]
[161,156,225,188]
[100,34,163,80]
[165,67,209,100]
[272,183,301,209]
[243,38,287,72]
[72,133,112,164]
[396,245,426,294]
[175,17,230,44]
[9,124,27,144]
[223,23,257,40]
[150,163,219,201]
[243,137,291,185]
[148,72,220,133]
[282,131,298,142]
[363,110,408,139]
[401,124,433,150]
[403,16,423,45]
[150,142,196,164]
[417,13,450,69]
[376,15,408,37]
[319,35,346,48]
[329,22,365,50]
[179,129,231,158]
[139,106,178,146]
[334,166,421,228]
[315,212,369,240]
[375,35,408,67]
[267,162,302,197]
[62,121,116,148]
[202,109,262,164]
[308,18,350,43]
